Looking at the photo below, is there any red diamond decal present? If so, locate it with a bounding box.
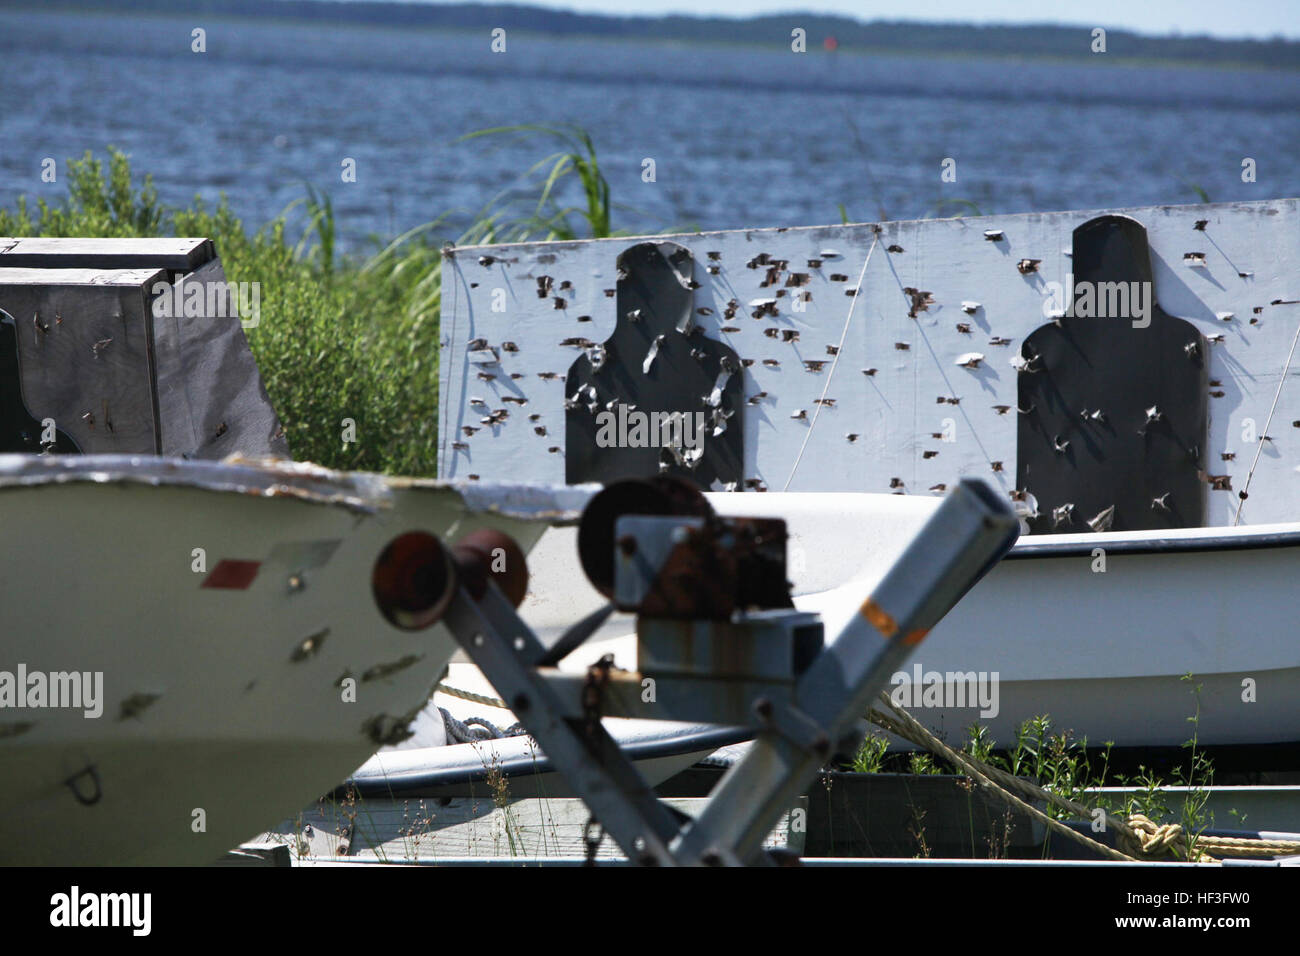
[202,560,261,590]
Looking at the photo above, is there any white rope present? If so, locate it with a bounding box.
[438,706,527,744]
[1233,313,1300,525]
[783,235,878,491]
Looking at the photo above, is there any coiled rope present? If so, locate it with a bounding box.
[438,707,527,743]
[433,681,526,746]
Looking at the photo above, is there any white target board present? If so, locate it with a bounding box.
[439,199,1300,530]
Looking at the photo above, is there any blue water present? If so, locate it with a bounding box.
[1,9,1298,250]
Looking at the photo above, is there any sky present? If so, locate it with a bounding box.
[389,0,1300,41]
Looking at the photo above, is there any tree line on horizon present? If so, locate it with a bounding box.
[5,0,1298,69]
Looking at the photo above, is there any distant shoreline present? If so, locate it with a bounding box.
[1,0,1295,72]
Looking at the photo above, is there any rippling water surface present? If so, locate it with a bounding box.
[2,9,1297,248]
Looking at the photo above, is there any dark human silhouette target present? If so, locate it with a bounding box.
[566,242,743,487]
[1017,215,1207,534]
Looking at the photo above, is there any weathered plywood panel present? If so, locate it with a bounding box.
[0,266,167,286]
[440,200,1300,527]
[150,257,288,459]
[0,237,214,272]
[0,254,289,460]
[0,269,165,453]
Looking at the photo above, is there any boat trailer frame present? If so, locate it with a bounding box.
[437,478,1019,866]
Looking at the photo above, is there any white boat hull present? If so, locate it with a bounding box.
[0,455,589,865]
[521,492,1300,752]
[749,493,1300,750]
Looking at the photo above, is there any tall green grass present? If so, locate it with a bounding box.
[0,129,619,475]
